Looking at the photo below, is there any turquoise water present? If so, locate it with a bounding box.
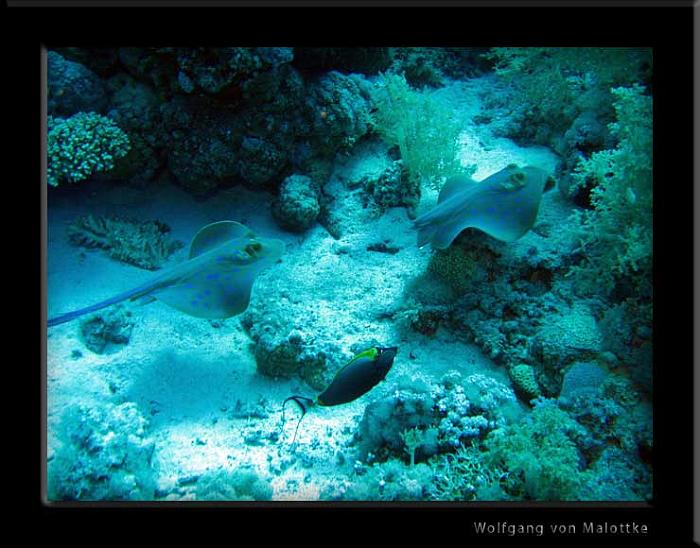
[45,47,652,502]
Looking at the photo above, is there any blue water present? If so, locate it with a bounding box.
[45,47,653,503]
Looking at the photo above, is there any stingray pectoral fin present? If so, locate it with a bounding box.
[153,275,254,319]
[471,202,541,241]
[475,220,524,242]
[414,202,457,246]
[220,279,254,317]
[189,221,253,259]
[416,224,438,248]
[415,204,472,249]
[154,254,271,320]
[260,238,285,264]
[429,218,476,250]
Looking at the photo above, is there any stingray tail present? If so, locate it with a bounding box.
[48,295,128,327]
[47,281,158,327]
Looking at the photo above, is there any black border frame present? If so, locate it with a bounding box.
[10,2,693,544]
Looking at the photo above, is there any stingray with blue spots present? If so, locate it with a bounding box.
[414,164,556,249]
[48,221,284,327]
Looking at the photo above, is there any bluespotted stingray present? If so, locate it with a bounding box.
[414,164,555,249]
[48,221,284,327]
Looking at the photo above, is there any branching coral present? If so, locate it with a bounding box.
[358,372,516,464]
[370,73,468,190]
[487,48,650,87]
[339,459,437,501]
[67,214,184,270]
[485,47,651,146]
[483,401,586,501]
[568,84,652,298]
[430,445,510,501]
[47,112,131,186]
[400,426,439,466]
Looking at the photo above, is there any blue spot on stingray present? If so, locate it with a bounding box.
[204,289,212,296]
[190,301,199,307]
[206,273,220,280]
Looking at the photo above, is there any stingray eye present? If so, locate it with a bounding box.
[243,243,258,257]
[245,242,262,256]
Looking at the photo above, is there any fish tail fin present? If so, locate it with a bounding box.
[282,396,315,445]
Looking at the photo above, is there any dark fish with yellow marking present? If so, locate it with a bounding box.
[283,346,398,443]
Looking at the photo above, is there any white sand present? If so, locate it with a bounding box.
[46,77,560,500]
